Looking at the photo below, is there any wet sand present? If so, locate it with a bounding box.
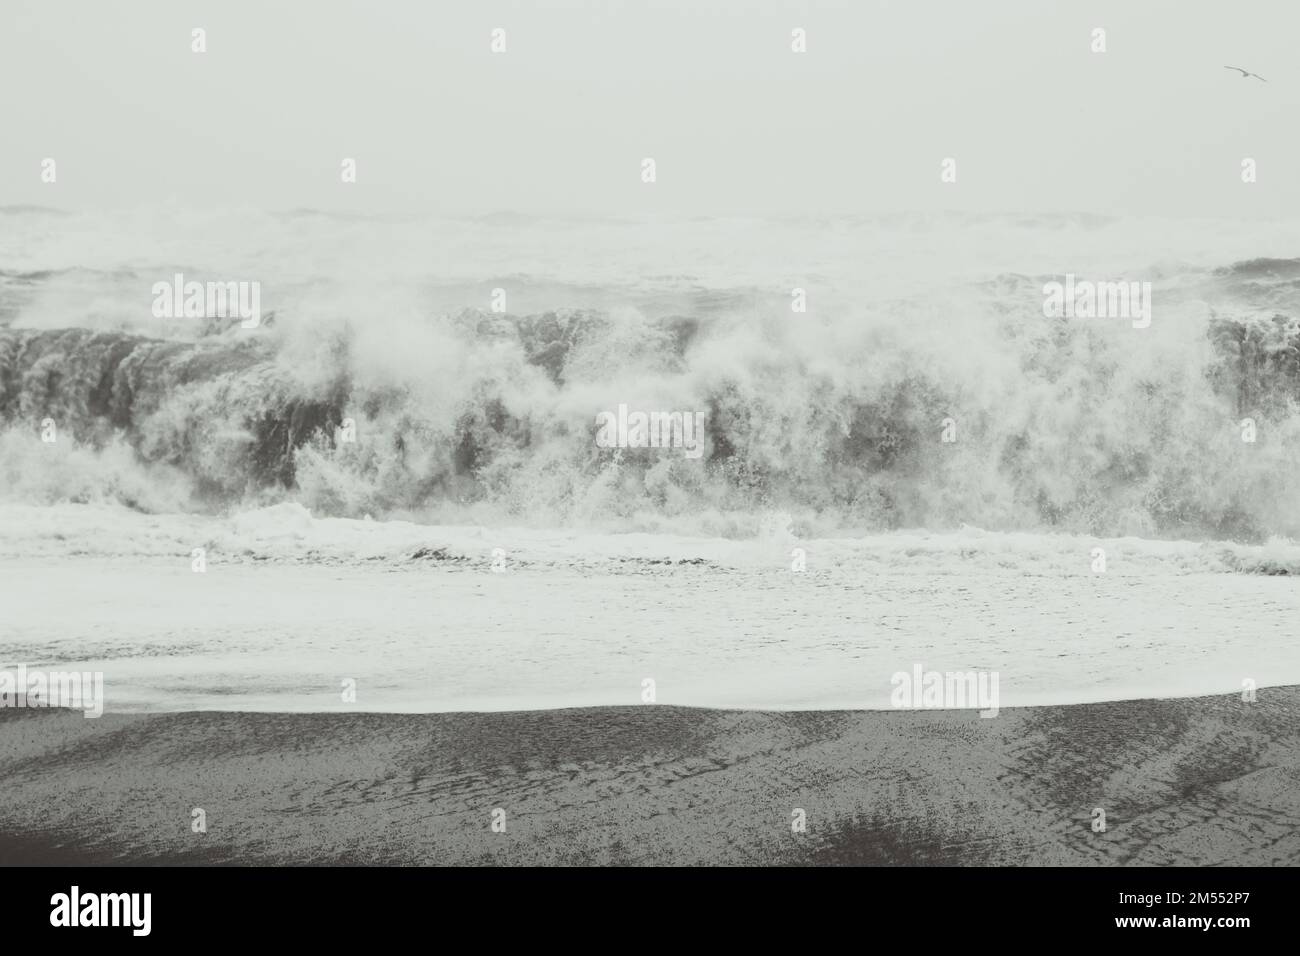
[1,688,1298,866]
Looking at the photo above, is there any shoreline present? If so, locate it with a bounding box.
[2,688,1298,866]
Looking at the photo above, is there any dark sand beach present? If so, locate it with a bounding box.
[1,688,1297,866]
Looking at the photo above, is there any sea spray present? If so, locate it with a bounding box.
[2,235,1299,537]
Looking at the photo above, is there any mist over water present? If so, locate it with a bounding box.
[2,207,1299,542]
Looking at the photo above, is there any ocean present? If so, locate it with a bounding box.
[2,206,1298,713]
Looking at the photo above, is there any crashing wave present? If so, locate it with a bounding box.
[0,259,1298,541]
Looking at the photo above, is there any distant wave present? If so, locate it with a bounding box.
[1214,257,1300,279]
[0,266,143,282]
[0,205,71,217]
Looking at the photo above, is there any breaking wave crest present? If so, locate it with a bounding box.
[2,252,1299,540]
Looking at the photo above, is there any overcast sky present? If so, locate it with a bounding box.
[1,0,1296,218]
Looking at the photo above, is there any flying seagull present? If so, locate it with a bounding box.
[1224,65,1267,82]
